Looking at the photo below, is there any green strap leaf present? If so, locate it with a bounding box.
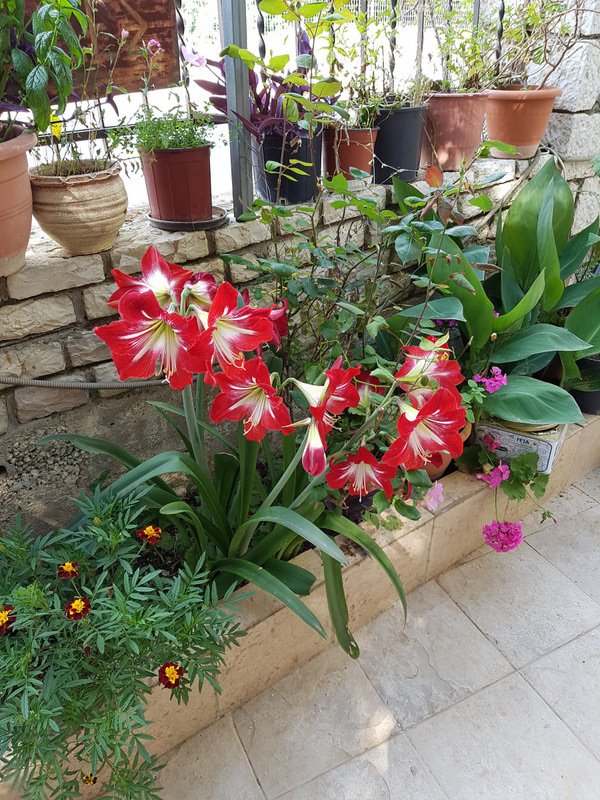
[495,270,545,333]
[216,558,327,639]
[565,286,600,359]
[537,181,563,311]
[318,511,407,619]
[322,554,360,658]
[491,324,591,364]
[555,275,600,309]
[483,375,584,425]
[230,506,347,563]
[263,558,317,597]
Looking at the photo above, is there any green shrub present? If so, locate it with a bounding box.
[0,490,242,800]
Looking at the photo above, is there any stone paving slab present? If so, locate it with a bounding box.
[156,469,600,799]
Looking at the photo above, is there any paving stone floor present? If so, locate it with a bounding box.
[159,469,600,800]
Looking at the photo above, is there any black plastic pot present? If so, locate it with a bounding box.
[374,105,425,184]
[570,355,600,414]
[252,130,322,205]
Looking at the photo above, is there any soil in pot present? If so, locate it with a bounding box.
[252,131,322,205]
[484,86,561,159]
[29,160,128,256]
[421,93,486,172]
[141,145,212,222]
[0,125,37,276]
[374,106,425,184]
[323,127,379,180]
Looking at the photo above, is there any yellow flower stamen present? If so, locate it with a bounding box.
[0,611,9,626]
[165,665,181,685]
[70,599,85,614]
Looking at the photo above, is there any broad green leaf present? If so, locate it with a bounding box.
[258,0,287,11]
[312,78,341,98]
[537,182,563,311]
[565,286,600,358]
[230,506,347,563]
[394,232,421,264]
[495,270,545,333]
[559,218,600,279]
[217,558,327,638]
[555,275,600,309]
[396,297,466,321]
[445,225,477,238]
[468,195,493,212]
[502,160,574,291]
[427,232,495,350]
[298,1,329,16]
[318,511,406,618]
[322,554,359,658]
[268,54,290,72]
[392,176,424,213]
[483,376,584,425]
[510,350,555,376]
[492,324,591,363]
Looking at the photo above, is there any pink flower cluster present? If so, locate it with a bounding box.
[477,461,510,489]
[481,433,501,452]
[474,366,507,394]
[482,520,523,553]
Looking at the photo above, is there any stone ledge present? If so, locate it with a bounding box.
[0,296,76,343]
[7,253,105,301]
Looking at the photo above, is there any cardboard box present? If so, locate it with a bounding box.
[476,422,568,474]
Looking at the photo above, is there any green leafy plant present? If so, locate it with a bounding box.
[0,0,86,137]
[0,491,242,800]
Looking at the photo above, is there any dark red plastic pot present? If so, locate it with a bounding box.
[140,145,212,222]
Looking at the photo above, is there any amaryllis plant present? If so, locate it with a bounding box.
[53,246,468,657]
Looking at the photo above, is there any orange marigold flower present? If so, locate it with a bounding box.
[65,597,91,620]
[58,561,80,579]
[81,773,97,785]
[0,605,15,635]
[158,661,184,689]
[137,525,162,545]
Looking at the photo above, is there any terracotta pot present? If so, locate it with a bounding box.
[0,125,37,276]
[323,127,379,180]
[141,145,212,223]
[30,161,127,256]
[425,420,473,481]
[421,93,486,172]
[484,85,562,159]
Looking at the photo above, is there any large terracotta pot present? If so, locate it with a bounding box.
[29,161,127,256]
[323,127,379,180]
[484,85,562,159]
[0,125,37,276]
[421,93,486,171]
[141,145,212,223]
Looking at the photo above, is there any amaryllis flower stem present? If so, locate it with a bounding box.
[182,385,210,478]
[259,432,308,513]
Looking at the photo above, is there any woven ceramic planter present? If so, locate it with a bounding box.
[29,161,128,256]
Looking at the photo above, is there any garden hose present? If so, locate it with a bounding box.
[0,375,164,390]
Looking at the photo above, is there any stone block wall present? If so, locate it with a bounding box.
[543,0,600,230]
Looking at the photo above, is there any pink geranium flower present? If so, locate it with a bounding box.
[477,461,510,489]
[474,367,507,394]
[424,481,444,511]
[482,520,523,552]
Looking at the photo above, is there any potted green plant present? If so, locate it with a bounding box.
[373,80,427,184]
[421,3,490,171]
[131,42,219,230]
[28,1,128,256]
[0,0,85,273]
[482,0,578,158]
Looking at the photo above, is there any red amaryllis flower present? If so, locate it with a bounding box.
[81,774,97,786]
[65,597,91,620]
[355,369,384,407]
[0,605,15,635]
[58,561,80,579]
[183,271,218,319]
[158,661,184,688]
[384,388,466,471]
[210,358,292,441]
[95,290,208,390]
[108,246,194,310]
[137,525,162,544]
[395,342,464,392]
[195,282,274,372]
[327,447,397,499]
[241,291,289,350]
